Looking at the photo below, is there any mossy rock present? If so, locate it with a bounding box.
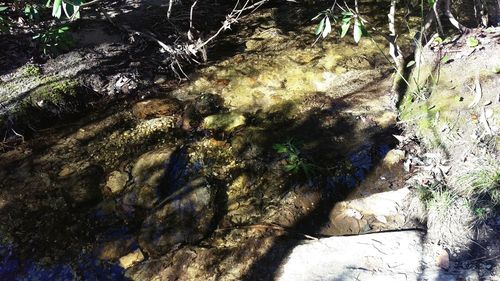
[29,79,79,105]
[202,112,246,132]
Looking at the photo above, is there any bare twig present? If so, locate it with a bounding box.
[433,0,444,36]
[189,0,198,31]
[194,0,251,52]
[167,0,174,19]
[444,0,470,33]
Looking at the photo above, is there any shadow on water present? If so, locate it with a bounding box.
[240,125,399,280]
[0,243,130,281]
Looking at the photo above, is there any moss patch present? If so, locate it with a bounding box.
[29,79,79,105]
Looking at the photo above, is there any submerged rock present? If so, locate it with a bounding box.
[132,98,181,119]
[60,165,104,208]
[125,148,175,208]
[181,93,225,130]
[202,112,246,132]
[382,149,406,167]
[139,176,214,257]
[105,171,129,194]
[193,93,224,116]
[95,236,137,261]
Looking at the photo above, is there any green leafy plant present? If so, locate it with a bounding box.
[24,4,40,22]
[312,9,335,39]
[433,36,443,45]
[273,140,314,177]
[473,207,488,220]
[312,8,367,44]
[416,183,434,206]
[46,0,82,20]
[466,36,479,48]
[0,6,9,33]
[440,55,450,64]
[33,24,74,56]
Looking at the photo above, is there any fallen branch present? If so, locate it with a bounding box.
[443,0,470,33]
[215,223,319,240]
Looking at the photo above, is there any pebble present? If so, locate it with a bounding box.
[119,249,145,269]
[435,248,450,270]
[58,166,73,178]
[105,171,128,194]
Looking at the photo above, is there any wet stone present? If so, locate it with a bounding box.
[139,176,214,257]
[202,112,246,132]
[132,98,181,119]
[119,249,145,269]
[60,165,104,208]
[58,165,74,178]
[193,93,224,116]
[382,149,406,167]
[153,75,168,84]
[105,171,129,194]
[95,236,137,261]
[126,148,175,208]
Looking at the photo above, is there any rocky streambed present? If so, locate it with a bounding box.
[1,2,498,281]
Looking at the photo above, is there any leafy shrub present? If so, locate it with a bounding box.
[273,139,314,177]
[33,24,74,56]
[0,6,8,33]
[312,8,367,44]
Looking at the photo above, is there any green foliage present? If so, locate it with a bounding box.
[46,0,82,20]
[24,4,40,22]
[273,139,314,177]
[466,36,479,48]
[440,55,450,64]
[23,64,42,76]
[312,9,334,39]
[312,9,367,44]
[33,24,74,56]
[427,189,456,212]
[416,183,434,206]
[0,5,9,33]
[473,206,488,220]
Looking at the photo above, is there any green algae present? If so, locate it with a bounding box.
[202,112,246,132]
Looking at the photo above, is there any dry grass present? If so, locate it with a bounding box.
[453,154,500,207]
[426,192,475,248]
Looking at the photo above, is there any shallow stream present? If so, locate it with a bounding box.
[0,3,418,280]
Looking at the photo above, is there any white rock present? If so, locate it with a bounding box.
[105,171,128,194]
[278,231,424,281]
[119,249,144,269]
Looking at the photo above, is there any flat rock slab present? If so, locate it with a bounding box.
[278,230,425,281]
